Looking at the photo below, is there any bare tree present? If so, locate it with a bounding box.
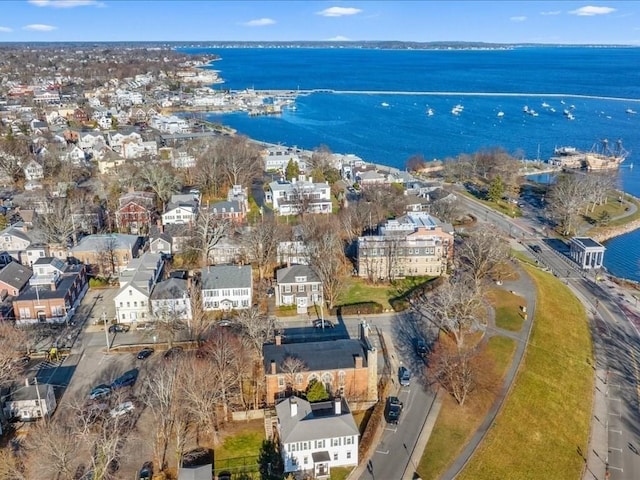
[456,225,510,287]
[412,274,485,350]
[0,135,30,182]
[191,138,224,197]
[189,210,230,266]
[546,173,588,235]
[219,135,263,188]
[0,448,25,480]
[280,355,307,396]
[95,234,119,276]
[0,323,28,388]
[406,154,427,172]
[137,164,182,211]
[235,306,276,357]
[299,217,349,309]
[35,198,76,246]
[243,217,283,280]
[429,196,461,224]
[338,199,375,241]
[428,340,479,406]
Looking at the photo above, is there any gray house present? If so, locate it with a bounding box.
[275,264,322,314]
[3,381,57,421]
[200,265,253,311]
[276,396,359,477]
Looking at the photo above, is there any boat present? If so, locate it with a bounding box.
[381,102,389,107]
[497,111,504,117]
[626,108,637,114]
[566,113,575,120]
[550,108,556,113]
[524,106,538,116]
[542,102,550,108]
[523,105,530,113]
[549,139,628,171]
[427,108,434,116]
[451,104,464,115]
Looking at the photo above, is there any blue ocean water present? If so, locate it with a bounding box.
[182,47,640,281]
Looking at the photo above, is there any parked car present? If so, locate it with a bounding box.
[399,366,411,387]
[89,384,112,400]
[136,323,155,331]
[313,319,334,329]
[108,324,130,333]
[111,369,139,389]
[136,348,154,360]
[529,244,542,254]
[415,339,428,358]
[110,401,135,418]
[138,462,153,480]
[218,471,232,480]
[163,346,184,360]
[385,396,403,424]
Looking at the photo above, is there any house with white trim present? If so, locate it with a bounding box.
[201,265,252,311]
[267,176,332,217]
[276,396,359,477]
[150,277,192,321]
[114,252,164,324]
[23,160,43,181]
[3,380,57,422]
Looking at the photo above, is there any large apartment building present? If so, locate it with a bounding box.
[357,212,453,281]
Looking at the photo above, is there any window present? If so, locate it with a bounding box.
[277,376,284,388]
[333,453,338,461]
[345,436,353,445]
[141,301,145,307]
[304,457,308,465]
[297,285,305,293]
[284,285,291,293]
[295,373,303,385]
[331,438,341,447]
[119,302,123,307]
[315,440,325,449]
[129,290,133,296]
[133,301,137,307]
[338,371,346,386]
[126,302,130,307]
[312,284,319,292]
[346,451,351,459]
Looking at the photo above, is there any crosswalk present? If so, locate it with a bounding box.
[34,359,64,370]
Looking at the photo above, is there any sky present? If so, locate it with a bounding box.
[0,0,639,45]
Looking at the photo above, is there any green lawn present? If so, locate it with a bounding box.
[214,420,264,472]
[337,276,434,311]
[330,466,354,480]
[487,288,526,332]
[417,336,517,479]
[457,265,593,480]
[588,195,640,236]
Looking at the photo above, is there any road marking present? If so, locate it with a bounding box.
[384,427,397,433]
[609,447,623,452]
[609,429,622,434]
[608,383,621,388]
[609,397,621,402]
[375,450,390,455]
[608,465,624,472]
[629,348,640,405]
[609,412,622,417]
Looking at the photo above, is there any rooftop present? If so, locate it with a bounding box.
[263,338,367,374]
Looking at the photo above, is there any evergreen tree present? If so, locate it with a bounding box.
[487,175,505,203]
[285,159,300,181]
[258,440,284,480]
[306,378,329,402]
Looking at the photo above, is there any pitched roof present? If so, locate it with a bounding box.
[71,233,140,253]
[263,338,368,374]
[200,265,252,290]
[0,262,32,290]
[276,264,321,284]
[275,396,359,444]
[151,277,188,301]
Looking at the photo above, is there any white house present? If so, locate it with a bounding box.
[171,150,196,169]
[201,265,252,311]
[23,160,44,181]
[275,265,322,314]
[162,204,197,226]
[150,277,192,322]
[268,176,332,217]
[3,380,57,422]
[263,145,306,172]
[114,252,164,323]
[276,396,359,477]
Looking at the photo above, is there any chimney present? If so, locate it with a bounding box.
[290,397,298,417]
[25,377,30,387]
[275,334,282,346]
[354,354,363,369]
[308,176,313,184]
[270,360,277,375]
[334,397,341,415]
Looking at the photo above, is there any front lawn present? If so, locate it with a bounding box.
[337,276,435,311]
[214,420,264,472]
[457,266,593,480]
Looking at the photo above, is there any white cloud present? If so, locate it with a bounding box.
[317,6,362,17]
[540,10,562,16]
[0,27,12,32]
[569,6,616,16]
[510,16,527,22]
[328,35,350,41]
[23,24,57,31]
[242,18,276,27]
[28,0,103,7]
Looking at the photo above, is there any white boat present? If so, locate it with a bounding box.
[497,111,505,117]
[550,108,556,113]
[426,108,434,116]
[451,104,464,115]
[523,105,530,113]
[542,102,550,108]
[566,113,575,120]
[381,102,389,107]
[626,108,637,114]
[560,100,566,105]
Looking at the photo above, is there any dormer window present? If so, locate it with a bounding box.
[294,276,307,283]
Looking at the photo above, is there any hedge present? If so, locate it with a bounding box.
[330,302,383,316]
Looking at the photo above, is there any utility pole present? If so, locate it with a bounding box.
[103,310,110,352]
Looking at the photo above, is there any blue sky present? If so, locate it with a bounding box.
[0,1,638,44]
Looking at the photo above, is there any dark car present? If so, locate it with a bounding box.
[385,396,403,424]
[313,319,334,329]
[111,369,139,389]
[89,384,112,400]
[415,339,428,358]
[164,346,184,360]
[218,471,232,480]
[399,366,411,387]
[529,244,542,254]
[136,348,154,360]
[108,324,130,333]
[138,462,153,480]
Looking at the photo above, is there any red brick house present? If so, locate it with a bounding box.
[115,191,156,235]
[262,323,377,406]
[12,258,88,324]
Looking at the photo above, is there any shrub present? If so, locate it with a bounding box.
[330,302,383,316]
[88,277,109,288]
[306,379,330,402]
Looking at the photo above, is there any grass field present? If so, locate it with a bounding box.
[337,276,434,311]
[214,420,264,471]
[457,266,593,480]
[486,288,526,332]
[416,336,517,479]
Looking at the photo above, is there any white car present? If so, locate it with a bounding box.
[110,401,135,418]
